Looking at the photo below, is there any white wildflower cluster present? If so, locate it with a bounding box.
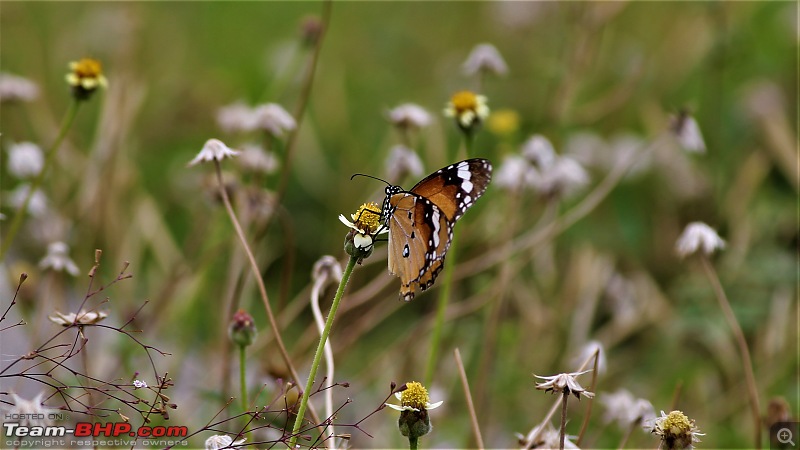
[565,131,652,178]
[48,310,107,326]
[7,184,49,217]
[495,135,589,198]
[462,43,508,77]
[205,435,245,450]
[39,241,79,276]
[0,72,40,103]
[237,143,279,175]
[534,370,594,399]
[188,139,240,166]
[385,144,424,182]
[600,389,656,429]
[2,393,58,427]
[7,142,44,179]
[216,101,296,137]
[670,111,706,154]
[387,103,432,130]
[675,222,725,258]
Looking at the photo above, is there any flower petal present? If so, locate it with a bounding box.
[339,214,355,229]
[353,233,374,250]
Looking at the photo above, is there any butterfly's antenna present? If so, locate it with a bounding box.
[350,173,392,186]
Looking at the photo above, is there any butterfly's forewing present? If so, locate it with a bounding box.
[386,158,492,301]
[409,159,493,222]
[387,194,451,301]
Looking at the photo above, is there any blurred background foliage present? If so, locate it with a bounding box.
[1,2,797,449]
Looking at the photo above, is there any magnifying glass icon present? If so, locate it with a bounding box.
[778,427,795,446]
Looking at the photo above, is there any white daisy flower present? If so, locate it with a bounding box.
[188,139,240,166]
[675,222,725,258]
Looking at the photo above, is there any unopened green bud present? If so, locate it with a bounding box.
[228,309,257,347]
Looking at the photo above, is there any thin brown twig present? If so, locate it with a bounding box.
[213,161,321,427]
[559,391,569,450]
[576,348,600,445]
[454,348,484,450]
[617,417,640,450]
[669,380,683,411]
[700,256,762,450]
[275,0,332,203]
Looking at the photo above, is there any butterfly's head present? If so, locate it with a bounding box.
[385,185,404,197]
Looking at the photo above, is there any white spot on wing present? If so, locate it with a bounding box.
[431,209,440,248]
[458,166,472,182]
[462,180,473,193]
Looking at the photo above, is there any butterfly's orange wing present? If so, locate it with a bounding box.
[385,159,492,301]
[387,194,451,301]
[409,159,493,222]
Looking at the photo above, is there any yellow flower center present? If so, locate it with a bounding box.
[352,202,381,233]
[663,410,692,435]
[450,91,479,113]
[400,381,430,410]
[71,58,104,78]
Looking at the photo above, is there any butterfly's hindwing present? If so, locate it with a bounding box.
[387,193,452,301]
[384,158,492,301]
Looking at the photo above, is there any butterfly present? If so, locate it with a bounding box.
[380,158,492,301]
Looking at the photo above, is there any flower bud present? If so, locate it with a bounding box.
[228,309,257,347]
[398,409,432,439]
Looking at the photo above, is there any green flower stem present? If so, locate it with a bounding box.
[239,345,247,412]
[1,100,81,259]
[464,131,475,157]
[427,113,472,384]
[408,436,419,450]
[424,235,457,386]
[288,255,357,448]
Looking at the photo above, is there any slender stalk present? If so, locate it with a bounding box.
[669,380,683,411]
[408,436,419,450]
[454,348,484,450]
[700,256,762,450]
[576,349,600,445]
[212,161,319,426]
[425,129,472,384]
[559,391,569,450]
[288,256,357,449]
[276,0,332,202]
[617,418,639,450]
[424,236,457,386]
[311,268,337,448]
[239,345,247,412]
[1,100,81,259]
[520,350,596,449]
[464,131,475,157]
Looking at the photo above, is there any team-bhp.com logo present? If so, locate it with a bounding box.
[4,422,188,438]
